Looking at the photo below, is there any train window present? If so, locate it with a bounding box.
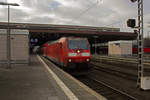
[68,40,88,50]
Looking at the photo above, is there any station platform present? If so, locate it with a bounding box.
[0,55,107,100]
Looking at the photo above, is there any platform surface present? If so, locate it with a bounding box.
[0,55,61,100]
[0,55,106,100]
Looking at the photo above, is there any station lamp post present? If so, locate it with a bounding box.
[128,0,144,88]
[0,2,19,68]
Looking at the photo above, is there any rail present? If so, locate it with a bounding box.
[78,76,138,100]
[92,55,150,66]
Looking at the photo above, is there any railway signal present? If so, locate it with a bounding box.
[127,19,136,28]
[130,0,137,2]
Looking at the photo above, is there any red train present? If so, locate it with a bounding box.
[132,48,150,54]
[95,42,150,54]
[42,37,91,70]
[132,39,150,54]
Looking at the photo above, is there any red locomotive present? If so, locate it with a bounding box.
[41,42,49,56]
[42,37,91,70]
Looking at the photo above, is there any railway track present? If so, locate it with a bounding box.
[92,55,150,66]
[91,55,150,78]
[44,56,137,99]
[43,54,150,100]
[78,76,138,100]
[91,63,137,81]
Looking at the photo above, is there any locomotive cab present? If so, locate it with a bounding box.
[66,37,91,69]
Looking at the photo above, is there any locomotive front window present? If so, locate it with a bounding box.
[68,39,88,50]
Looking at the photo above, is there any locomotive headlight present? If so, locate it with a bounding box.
[81,53,90,56]
[86,59,90,62]
[68,59,72,62]
[68,53,77,56]
[77,50,80,53]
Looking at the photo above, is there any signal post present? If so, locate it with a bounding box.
[128,0,150,90]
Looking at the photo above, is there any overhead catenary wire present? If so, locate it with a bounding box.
[105,11,150,27]
[71,0,102,23]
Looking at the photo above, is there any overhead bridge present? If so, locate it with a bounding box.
[0,22,137,45]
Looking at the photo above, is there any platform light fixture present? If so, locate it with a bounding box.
[0,2,20,68]
[0,2,19,6]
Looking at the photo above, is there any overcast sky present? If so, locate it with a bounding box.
[0,0,150,36]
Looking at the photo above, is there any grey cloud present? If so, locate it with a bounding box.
[0,0,149,32]
[26,16,55,24]
[21,0,61,15]
[10,8,29,22]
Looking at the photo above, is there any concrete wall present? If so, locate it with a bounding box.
[11,34,29,61]
[0,29,29,64]
[108,41,132,56]
[120,43,132,55]
[108,43,121,55]
[0,35,7,61]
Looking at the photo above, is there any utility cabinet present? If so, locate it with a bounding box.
[108,40,132,56]
[0,29,29,64]
[141,77,150,90]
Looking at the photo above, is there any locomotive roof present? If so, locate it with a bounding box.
[67,37,87,39]
[44,37,87,45]
[46,40,59,45]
